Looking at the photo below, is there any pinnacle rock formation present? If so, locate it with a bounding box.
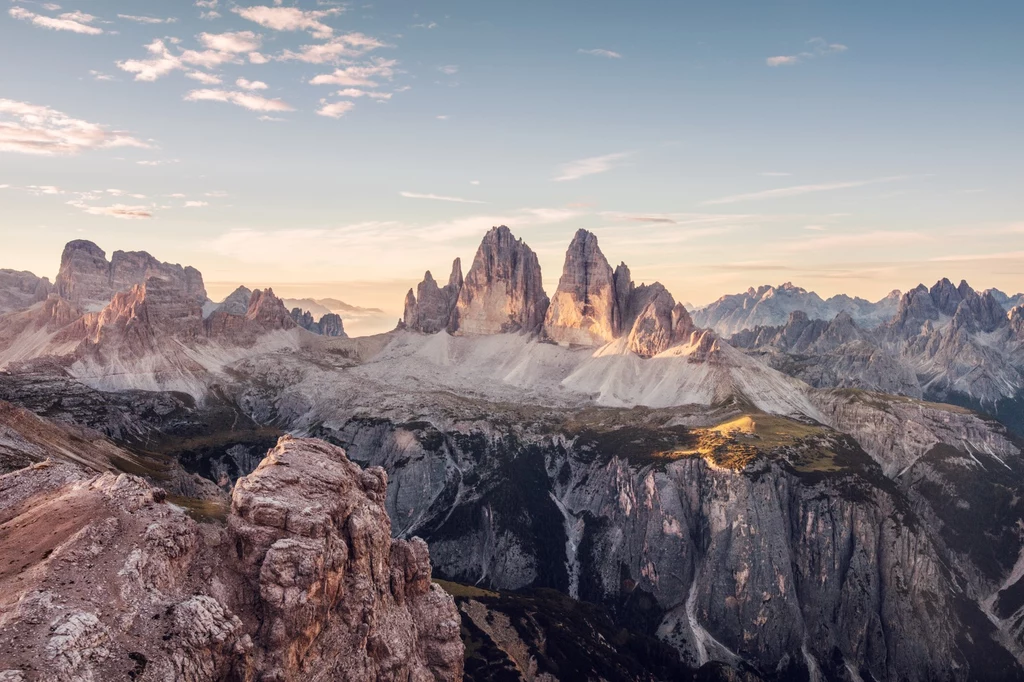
[543,229,620,346]
[404,259,463,333]
[0,420,464,682]
[450,227,548,335]
[84,276,205,350]
[291,308,348,337]
[54,240,206,309]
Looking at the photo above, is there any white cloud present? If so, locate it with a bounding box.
[436,115,449,120]
[180,48,241,69]
[67,198,153,219]
[316,101,356,118]
[438,64,459,75]
[0,99,147,156]
[236,78,268,90]
[137,159,179,166]
[702,176,907,205]
[118,39,184,81]
[469,180,480,185]
[184,89,295,112]
[248,51,269,64]
[9,6,102,34]
[204,190,228,197]
[118,14,178,24]
[760,171,792,177]
[257,115,285,122]
[399,191,486,204]
[411,21,437,29]
[552,152,629,182]
[199,31,262,53]
[184,200,208,207]
[309,58,397,86]
[578,48,622,59]
[335,88,391,99]
[233,5,341,39]
[766,55,801,67]
[767,37,847,67]
[277,32,387,64]
[89,70,115,81]
[186,70,222,85]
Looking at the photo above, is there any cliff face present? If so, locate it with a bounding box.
[312,403,1024,682]
[450,226,549,335]
[54,240,207,309]
[0,269,51,314]
[543,229,620,346]
[404,259,463,334]
[0,430,464,682]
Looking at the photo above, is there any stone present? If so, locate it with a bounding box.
[450,227,548,335]
[543,229,619,346]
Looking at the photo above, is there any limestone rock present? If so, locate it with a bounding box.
[0,269,52,314]
[450,227,548,335]
[290,308,348,337]
[404,259,462,334]
[0,417,464,682]
[543,229,619,346]
[54,240,206,309]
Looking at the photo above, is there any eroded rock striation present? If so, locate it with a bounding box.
[543,229,620,346]
[54,240,206,309]
[0,429,464,682]
[404,259,463,334]
[450,227,549,335]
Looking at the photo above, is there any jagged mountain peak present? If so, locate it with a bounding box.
[450,225,549,335]
[543,228,618,346]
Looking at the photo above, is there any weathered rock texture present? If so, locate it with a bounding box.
[404,260,463,334]
[54,240,206,308]
[450,227,549,335]
[543,229,620,346]
[0,427,464,682]
[291,308,348,337]
[0,269,51,315]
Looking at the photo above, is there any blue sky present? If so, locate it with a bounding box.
[1,0,1023,321]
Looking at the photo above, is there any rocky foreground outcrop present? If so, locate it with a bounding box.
[0,431,463,682]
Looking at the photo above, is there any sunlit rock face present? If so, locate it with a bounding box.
[544,229,620,346]
[0,423,465,682]
[54,239,206,309]
[404,259,463,334]
[450,226,549,335]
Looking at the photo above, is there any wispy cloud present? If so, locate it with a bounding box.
[199,31,262,53]
[118,39,184,81]
[67,198,153,219]
[578,48,622,59]
[316,101,356,118]
[232,5,342,39]
[553,152,629,182]
[184,89,295,112]
[399,191,486,204]
[309,58,397,86]
[767,37,847,67]
[277,32,387,64]
[186,71,222,85]
[0,99,147,155]
[438,64,459,75]
[118,14,177,24]
[760,171,791,177]
[9,6,102,34]
[702,176,907,205]
[236,78,268,90]
[335,89,392,100]
[782,230,922,252]
[184,200,208,208]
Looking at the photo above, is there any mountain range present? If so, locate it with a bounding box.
[2,227,1024,681]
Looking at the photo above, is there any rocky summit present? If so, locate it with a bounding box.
[3,232,1024,681]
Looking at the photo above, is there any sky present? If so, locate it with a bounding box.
[1,0,1023,333]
